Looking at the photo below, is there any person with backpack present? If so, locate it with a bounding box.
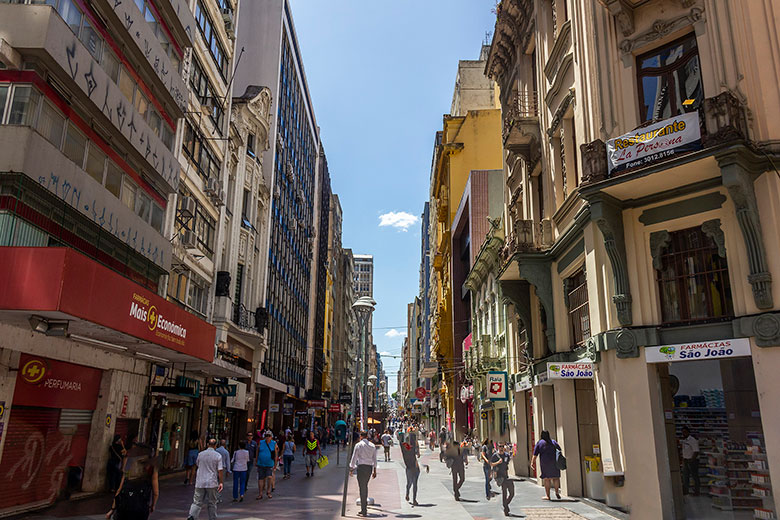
[532,430,563,500]
[304,430,321,477]
[479,438,495,500]
[491,443,515,516]
[105,435,158,520]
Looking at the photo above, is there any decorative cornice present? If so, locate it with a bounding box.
[547,88,575,138]
[619,7,704,55]
[544,20,572,82]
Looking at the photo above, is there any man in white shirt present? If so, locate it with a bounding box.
[350,431,377,517]
[187,438,224,520]
[380,430,393,462]
[681,427,700,496]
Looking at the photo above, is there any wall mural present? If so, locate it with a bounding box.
[49,20,180,192]
[109,0,190,113]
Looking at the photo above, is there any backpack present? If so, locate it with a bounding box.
[115,479,152,519]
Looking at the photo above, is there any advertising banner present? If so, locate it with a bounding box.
[607,112,701,175]
[486,371,508,401]
[515,375,532,392]
[15,354,103,410]
[645,338,751,363]
[547,362,594,379]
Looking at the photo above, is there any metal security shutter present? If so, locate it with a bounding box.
[0,407,63,509]
[59,409,93,470]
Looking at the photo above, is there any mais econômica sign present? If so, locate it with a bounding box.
[607,112,701,175]
[645,338,751,363]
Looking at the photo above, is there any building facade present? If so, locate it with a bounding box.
[481,0,780,518]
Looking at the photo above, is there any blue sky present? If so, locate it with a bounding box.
[288,0,498,394]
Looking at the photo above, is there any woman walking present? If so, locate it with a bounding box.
[231,440,249,502]
[184,430,201,485]
[105,435,158,520]
[479,438,494,500]
[106,434,126,492]
[282,434,296,479]
[532,430,562,500]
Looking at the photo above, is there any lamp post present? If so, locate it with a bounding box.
[341,296,375,517]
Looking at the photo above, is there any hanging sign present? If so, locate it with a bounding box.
[283,403,294,416]
[486,371,508,401]
[415,387,427,399]
[547,362,594,379]
[607,111,701,175]
[645,338,751,363]
[515,375,532,392]
[269,404,280,413]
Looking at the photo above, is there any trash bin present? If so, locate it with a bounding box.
[584,456,606,501]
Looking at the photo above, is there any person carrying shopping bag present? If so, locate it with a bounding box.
[532,430,564,500]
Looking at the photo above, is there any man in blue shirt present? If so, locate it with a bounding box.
[215,440,231,503]
[255,431,277,500]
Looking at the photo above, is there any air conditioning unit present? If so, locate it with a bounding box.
[180,229,197,248]
[179,196,195,219]
[210,189,225,207]
[205,177,220,195]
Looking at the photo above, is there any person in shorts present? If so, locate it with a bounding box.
[255,432,277,500]
[304,430,321,477]
[380,430,393,462]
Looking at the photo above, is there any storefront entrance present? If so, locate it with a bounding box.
[656,344,775,519]
[575,379,604,501]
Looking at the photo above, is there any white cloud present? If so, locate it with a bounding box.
[378,211,419,232]
[379,351,393,356]
[384,329,407,338]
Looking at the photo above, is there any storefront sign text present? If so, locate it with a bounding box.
[486,371,508,401]
[515,376,532,392]
[547,362,594,379]
[607,112,701,175]
[645,338,751,363]
[15,354,102,410]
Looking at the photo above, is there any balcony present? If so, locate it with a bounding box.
[501,218,553,265]
[503,91,541,166]
[581,92,750,186]
[232,302,259,333]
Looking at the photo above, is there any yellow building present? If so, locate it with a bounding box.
[429,47,504,433]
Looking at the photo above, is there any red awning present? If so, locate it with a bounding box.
[0,247,215,363]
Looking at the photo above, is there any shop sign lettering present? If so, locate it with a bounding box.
[645,338,751,363]
[486,371,508,401]
[547,362,594,379]
[606,112,701,175]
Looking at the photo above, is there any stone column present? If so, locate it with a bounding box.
[553,379,582,497]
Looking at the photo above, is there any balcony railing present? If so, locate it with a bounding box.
[232,303,258,332]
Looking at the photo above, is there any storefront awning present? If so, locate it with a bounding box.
[0,247,216,364]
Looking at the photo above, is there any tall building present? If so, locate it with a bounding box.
[234,0,323,412]
[0,0,227,510]
[353,254,374,297]
[483,0,780,517]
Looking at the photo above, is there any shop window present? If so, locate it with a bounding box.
[655,226,733,324]
[637,33,703,123]
[565,268,590,348]
[63,122,87,168]
[7,85,40,126]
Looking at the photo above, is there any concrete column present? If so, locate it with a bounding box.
[0,349,20,467]
[83,370,121,492]
[512,390,531,476]
[751,341,780,501]
[553,379,582,497]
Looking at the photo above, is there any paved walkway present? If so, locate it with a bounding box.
[11,442,621,520]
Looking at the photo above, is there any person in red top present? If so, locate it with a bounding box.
[304,431,321,477]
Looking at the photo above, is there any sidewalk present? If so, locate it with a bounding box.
[11,441,623,519]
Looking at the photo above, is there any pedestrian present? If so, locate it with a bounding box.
[255,431,277,500]
[428,430,436,451]
[680,426,700,496]
[349,431,377,517]
[532,430,562,500]
[439,427,448,462]
[167,423,180,470]
[105,435,158,520]
[380,429,393,462]
[245,432,257,482]
[215,439,230,503]
[231,440,249,502]
[305,430,321,477]
[448,439,468,501]
[106,434,126,492]
[282,434,296,479]
[480,438,495,500]
[400,429,420,505]
[186,438,224,520]
[491,444,516,516]
[184,430,202,486]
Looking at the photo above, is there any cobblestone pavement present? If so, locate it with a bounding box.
[10,442,620,520]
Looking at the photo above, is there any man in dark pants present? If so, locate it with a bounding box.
[448,441,467,501]
[350,431,377,517]
[491,444,521,517]
[400,429,420,505]
[439,427,448,462]
[681,427,700,495]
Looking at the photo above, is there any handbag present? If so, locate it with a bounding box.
[555,444,567,471]
[317,455,329,469]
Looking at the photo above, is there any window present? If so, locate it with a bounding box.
[105,161,123,198]
[135,191,152,222]
[7,85,40,126]
[188,278,208,315]
[59,0,82,34]
[150,202,164,233]
[135,90,149,119]
[247,133,256,157]
[102,48,120,83]
[121,177,137,211]
[565,268,590,347]
[189,57,224,132]
[241,189,250,221]
[168,271,188,303]
[182,121,221,181]
[118,67,135,104]
[0,86,8,122]
[63,122,87,167]
[134,0,182,72]
[79,17,102,61]
[637,33,702,123]
[194,0,229,79]
[36,101,65,147]
[655,226,733,323]
[85,143,107,184]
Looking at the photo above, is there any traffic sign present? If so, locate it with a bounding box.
[415,387,427,399]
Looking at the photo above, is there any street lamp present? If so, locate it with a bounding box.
[342,296,375,517]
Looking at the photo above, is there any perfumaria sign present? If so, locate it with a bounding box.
[607,112,701,175]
